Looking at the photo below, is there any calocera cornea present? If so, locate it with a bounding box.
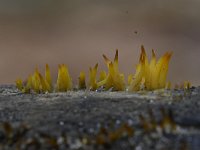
[128,45,173,91]
[56,64,72,92]
[16,64,53,93]
[78,71,86,89]
[88,63,98,91]
[15,45,187,93]
[97,49,126,91]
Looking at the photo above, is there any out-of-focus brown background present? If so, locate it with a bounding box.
[0,0,200,85]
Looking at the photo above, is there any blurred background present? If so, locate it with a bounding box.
[0,0,200,86]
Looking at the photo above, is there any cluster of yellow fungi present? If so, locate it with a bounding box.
[128,46,172,91]
[16,45,182,93]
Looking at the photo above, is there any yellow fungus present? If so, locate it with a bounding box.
[16,64,73,93]
[31,68,41,93]
[88,63,98,90]
[56,64,72,92]
[15,79,23,91]
[38,73,51,93]
[98,71,107,82]
[24,75,33,93]
[140,77,146,90]
[78,71,86,89]
[128,74,134,86]
[15,46,180,93]
[128,46,172,91]
[26,67,51,93]
[184,81,191,90]
[97,50,125,91]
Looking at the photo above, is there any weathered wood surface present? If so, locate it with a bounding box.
[0,85,199,150]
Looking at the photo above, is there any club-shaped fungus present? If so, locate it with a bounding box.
[31,67,52,93]
[56,64,72,92]
[183,81,191,90]
[88,63,98,90]
[78,71,86,89]
[15,79,23,91]
[15,46,187,93]
[16,64,73,93]
[128,46,172,91]
[97,50,126,91]
[15,65,52,93]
